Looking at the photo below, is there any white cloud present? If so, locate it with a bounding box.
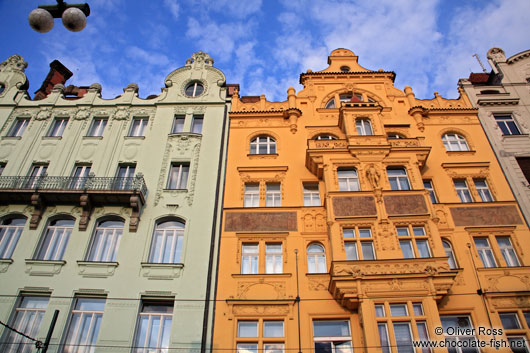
[126,46,170,67]
[188,0,262,18]
[163,0,180,19]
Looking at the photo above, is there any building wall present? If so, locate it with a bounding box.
[459,47,530,226]
[213,49,530,353]
[0,52,229,352]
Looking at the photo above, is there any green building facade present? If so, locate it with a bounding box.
[0,51,231,352]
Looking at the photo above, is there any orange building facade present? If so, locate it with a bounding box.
[212,49,530,353]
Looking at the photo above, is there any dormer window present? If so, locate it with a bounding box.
[340,66,350,72]
[315,134,338,140]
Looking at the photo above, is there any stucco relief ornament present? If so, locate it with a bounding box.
[0,54,28,72]
[74,107,90,120]
[186,51,214,69]
[487,47,506,62]
[35,107,52,120]
[112,107,130,121]
[365,164,381,189]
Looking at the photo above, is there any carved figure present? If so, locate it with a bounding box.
[365,164,380,189]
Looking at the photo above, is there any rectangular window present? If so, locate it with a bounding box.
[191,115,203,134]
[423,180,437,203]
[167,163,189,189]
[343,227,375,260]
[474,179,493,202]
[236,320,285,353]
[48,118,68,137]
[87,117,107,137]
[115,164,136,190]
[244,183,260,207]
[356,118,373,136]
[265,244,282,274]
[313,320,352,353]
[241,244,259,274]
[387,168,410,190]
[397,226,431,259]
[266,183,281,207]
[70,164,91,189]
[133,301,173,353]
[440,316,479,353]
[25,164,48,189]
[303,183,321,206]
[171,115,185,134]
[263,321,284,337]
[497,237,521,267]
[129,117,148,137]
[63,298,105,352]
[495,114,521,135]
[1,296,49,353]
[7,118,29,137]
[516,157,530,184]
[474,238,497,268]
[454,179,473,203]
[337,168,360,191]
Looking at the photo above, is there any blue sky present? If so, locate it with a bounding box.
[1,0,529,101]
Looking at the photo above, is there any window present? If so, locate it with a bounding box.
[26,164,48,188]
[303,183,321,206]
[356,118,373,136]
[133,301,173,353]
[337,168,360,191]
[70,164,91,189]
[325,98,336,109]
[440,316,479,353]
[115,164,136,190]
[266,183,281,207]
[442,133,469,151]
[387,133,405,139]
[516,157,530,183]
[397,226,431,259]
[474,179,493,202]
[498,237,521,267]
[0,216,27,259]
[171,115,185,133]
[1,296,49,353]
[35,218,74,260]
[315,134,337,140]
[340,66,350,72]
[241,244,259,274]
[185,81,204,97]
[129,117,148,137]
[454,179,473,203]
[63,298,105,353]
[244,183,260,207]
[191,115,203,134]
[0,163,4,176]
[148,220,185,263]
[387,168,410,190]
[250,135,276,154]
[499,312,530,353]
[48,118,68,137]
[343,227,375,260]
[474,238,497,268]
[236,320,285,353]
[423,180,437,203]
[313,320,352,353]
[377,302,431,353]
[7,118,29,137]
[495,115,521,135]
[265,244,282,274]
[87,117,107,137]
[443,240,458,269]
[167,163,189,189]
[86,219,124,262]
[307,243,327,273]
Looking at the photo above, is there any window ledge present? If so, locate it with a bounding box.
[247,153,279,159]
[232,273,292,278]
[501,133,529,137]
[1,136,22,140]
[82,136,103,140]
[163,188,188,192]
[42,136,62,140]
[124,136,146,139]
[0,258,13,273]
[25,259,66,276]
[140,262,184,280]
[446,150,476,154]
[77,261,119,278]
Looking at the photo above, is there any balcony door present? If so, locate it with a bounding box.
[115,165,136,190]
[26,165,48,188]
[71,165,91,189]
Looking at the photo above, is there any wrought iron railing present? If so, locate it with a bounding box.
[0,175,147,195]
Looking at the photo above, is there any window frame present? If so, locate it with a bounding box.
[440,315,479,353]
[387,167,411,191]
[454,179,473,203]
[148,219,185,264]
[7,118,30,137]
[423,180,438,203]
[236,319,285,353]
[355,118,373,136]
[495,114,521,135]
[87,117,107,137]
[303,183,321,206]
[35,217,75,261]
[86,219,124,262]
[312,320,352,353]
[442,133,470,152]
[307,243,327,274]
[343,227,375,260]
[185,81,204,97]
[240,241,284,275]
[473,178,494,202]
[0,216,27,259]
[166,163,190,190]
[244,183,260,208]
[337,168,360,192]
[171,115,185,134]
[250,135,277,155]
[396,225,431,259]
[62,297,106,353]
[129,117,148,137]
[265,183,281,207]
[442,240,458,269]
[191,115,203,134]
[47,117,68,137]
[133,300,174,353]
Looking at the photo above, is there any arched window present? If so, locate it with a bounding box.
[250,135,276,154]
[87,219,124,262]
[307,243,327,273]
[35,218,75,260]
[315,134,338,140]
[442,133,469,151]
[387,133,405,139]
[325,98,336,109]
[443,240,458,269]
[0,216,26,259]
[355,118,373,136]
[149,219,185,263]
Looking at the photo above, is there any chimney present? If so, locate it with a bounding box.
[34,60,73,100]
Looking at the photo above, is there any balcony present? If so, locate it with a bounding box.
[0,175,147,231]
[329,257,459,310]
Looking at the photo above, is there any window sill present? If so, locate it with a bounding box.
[1,136,22,140]
[124,136,146,139]
[140,262,184,280]
[501,133,529,137]
[42,136,62,140]
[232,273,292,278]
[25,259,66,276]
[0,258,13,273]
[77,261,119,278]
[247,153,279,159]
[82,136,103,140]
[445,150,476,154]
[163,188,188,192]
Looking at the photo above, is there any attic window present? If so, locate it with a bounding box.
[185,81,204,97]
[340,66,350,72]
[480,89,500,94]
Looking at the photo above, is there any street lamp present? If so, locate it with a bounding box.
[28,0,90,33]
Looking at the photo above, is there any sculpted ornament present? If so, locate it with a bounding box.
[487,48,506,62]
[113,107,130,121]
[365,164,381,189]
[0,54,28,72]
[35,107,52,121]
[74,107,91,120]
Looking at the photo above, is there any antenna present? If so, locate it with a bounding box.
[472,54,487,73]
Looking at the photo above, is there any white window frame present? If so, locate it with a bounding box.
[87,117,107,137]
[265,243,282,274]
[440,315,479,353]
[474,238,497,268]
[70,164,91,189]
[266,183,281,207]
[171,115,185,133]
[48,118,68,137]
[337,168,360,191]
[387,168,411,191]
[0,217,26,259]
[313,320,352,353]
[63,297,105,353]
[185,81,204,97]
[303,183,321,206]
[495,114,521,135]
[307,243,327,273]
[315,135,337,140]
[244,184,260,207]
[397,226,431,259]
[191,115,203,134]
[442,133,470,151]
[133,302,173,353]
[356,118,373,136]
[129,117,148,137]
[423,180,437,203]
[454,179,473,203]
[474,179,493,202]
[442,240,458,269]
[86,220,124,262]
[7,118,30,137]
[148,220,185,263]
[497,236,521,267]
[167,163,189,189]
[241,244,259,274]
[343,228,375,260]
[35,218,74,260]
[250,136,276,155]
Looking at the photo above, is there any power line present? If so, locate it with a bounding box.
[0,319,43,350]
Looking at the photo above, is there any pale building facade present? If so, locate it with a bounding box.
[0,51,230,353]
[459,47,530,225]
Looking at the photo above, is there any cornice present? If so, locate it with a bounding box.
[299,70,396,84]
